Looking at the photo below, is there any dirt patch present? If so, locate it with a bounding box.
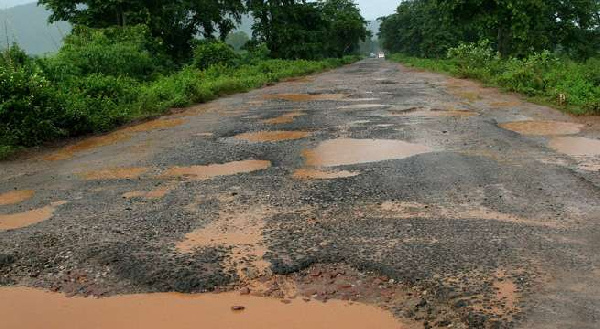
[500,121,583,136]
[0,201,67,231]
[177,206,273,281]
[293,169,360,180]
[122,184,177,200]
[234,131,311,142]
[160,160,271,181]
[303,138,432,168]
[262,94,347,102]
[44,119,185,161]
[0,286,404,329]
[549,137,600,156]
[0,190,35,206]
[80,168,149,180]
[338,104,389,110]
[261,111,306,125]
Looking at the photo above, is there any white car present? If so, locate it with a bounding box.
[378,52,385,59]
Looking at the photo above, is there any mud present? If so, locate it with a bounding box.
[0,287,403,329]
[44,119,185,161]
[292,169,361,180]
[0,201,67,231]
[500,121,584,136]
[303,138,432,167]
[549,137,600,156]
[160,160,271,180]
[80,168,149,180]
[261,111,306,124]
[234,131,311,142]
[122,184,176,200]
[0,190,35,205]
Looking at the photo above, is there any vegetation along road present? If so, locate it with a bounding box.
[1,58,599,328]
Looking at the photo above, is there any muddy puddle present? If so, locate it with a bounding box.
[0,201,67,231]
[0,190,35,205]
[0,287,403,329]
[123,184,176,200]
[261,111,306,124]
[263,94,347,102]
[388,107,477,117]
[45,119,185,161]
[161,160,271,181]
[500,121,583,136]
[303,138,432,167]
[293,169,360,180]
[234,131,311,142]
[177,206,271,279]
[80,167,149,180]
[549,137,600,156]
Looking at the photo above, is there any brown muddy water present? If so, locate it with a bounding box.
[234,131,311,142]
[0,190,35,205]
[0,201,67,231]
[261,111,306,124]
[80,168,149,180]
[549,137,600,156]
[0,287,404,329]
[292,169,360,180]
[160,160,271,180]
[500,121,583,136]
[303,138,432,167]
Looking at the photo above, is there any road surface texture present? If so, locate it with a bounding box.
[1,59,599,329]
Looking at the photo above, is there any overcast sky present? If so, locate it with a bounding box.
[2,0,399,20]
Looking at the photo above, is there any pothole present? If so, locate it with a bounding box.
[160,160,271,181]
[338,104,389,110]
[499,121,583,136]
[122,183,177,200]
[0,286,404,329]
[388,107,477,117]
[302,138,432,167]
[548,137,600,156]
[44,119,185,161]
[79,168,149,180]
[292,169,360,180]
[0,201,67,231]
[261,111,306,124]
[0,190,35,206]
[234,131,311,142]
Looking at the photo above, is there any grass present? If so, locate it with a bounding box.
[388,53,600,116]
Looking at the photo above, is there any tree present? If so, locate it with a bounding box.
[320,0,370,57]
[226,31,250,51]
[38,0,246,61]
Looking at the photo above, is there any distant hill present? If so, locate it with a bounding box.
[0,2,70,55]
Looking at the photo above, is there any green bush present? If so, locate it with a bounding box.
[0,46,65,148]
[193,41,240,70]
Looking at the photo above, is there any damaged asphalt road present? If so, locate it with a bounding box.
[1,59,600,329]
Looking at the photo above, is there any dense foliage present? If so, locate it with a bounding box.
[39,0,246,60]
[249,0,369,59]
[389,42,600,115]
[379,0,600,59]
[0,25,359,158]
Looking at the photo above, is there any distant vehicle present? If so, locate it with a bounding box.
[378,52,385,59]
[369,53,376,58]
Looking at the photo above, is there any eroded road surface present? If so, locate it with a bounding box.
[1,59,600,329]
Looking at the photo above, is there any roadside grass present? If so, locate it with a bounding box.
[389,52,600,116]
[0,30,359,160]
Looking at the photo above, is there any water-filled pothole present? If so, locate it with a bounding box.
[500,121,583,136]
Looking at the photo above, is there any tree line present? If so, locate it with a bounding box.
[38,0,370,62]
[379,0,600,60]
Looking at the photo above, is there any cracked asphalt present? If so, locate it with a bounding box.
[1,59,600,329]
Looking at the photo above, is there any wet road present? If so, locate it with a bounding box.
[1,59,600,329]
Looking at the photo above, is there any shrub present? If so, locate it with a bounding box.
[0,46,65,147]
[193,41,240,70]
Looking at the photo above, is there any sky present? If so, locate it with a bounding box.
[2,0,399,20]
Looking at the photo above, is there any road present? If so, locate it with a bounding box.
[1,59,599,329]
